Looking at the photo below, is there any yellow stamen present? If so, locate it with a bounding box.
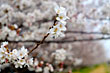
[10,52,13,55]
[60,16,63,19]
[20,59,23,62]
[8,54,10,57]
[20,53,23,56]
[60,24,62,28]
[54,28,58,32]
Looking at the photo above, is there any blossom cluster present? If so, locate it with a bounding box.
[0,0,43,40]
[99,18,110,34]
[52,48,67,63]
[0,41,84,73]
[0,1,70,40]
[0,42,54,73]
[12,0,35,10]
[48,5,69,38]
[0,0,110,41]
[51,48,67,71]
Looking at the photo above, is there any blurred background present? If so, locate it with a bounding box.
[0,0,110,73]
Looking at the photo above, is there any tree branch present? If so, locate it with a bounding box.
[28,33,49,54]
[65,31,110,35]
[0,36,110,43]
[28,15,57,54]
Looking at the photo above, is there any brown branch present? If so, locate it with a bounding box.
[65,31,110,35]
[0,31,110,44]
[1,36,110,43]
[28,15,57,54]
[28,33,49,54]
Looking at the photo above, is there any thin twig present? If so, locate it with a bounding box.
[28,15,57,54]
[28,33,49,54]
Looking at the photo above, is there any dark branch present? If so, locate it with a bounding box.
[65,31,110,35]
[0,36,110,43]
[28,15,57,54]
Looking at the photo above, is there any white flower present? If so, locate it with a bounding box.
[54,5,69,23]
[18,46,28,59]
[0,42,52,73]
[56,13,69,23]
[48,64,54,72]
[12,49,18,55]
[26,58,33,67]
[9,30,17,38]
[18,59,26,65]
[43,67,49,73]
[52,49,67,62]
[43,63,54,73]
[0,48,5,58]
[14,62,19,68]
[34,58,39,66]
[56,49,66,54]
[35,66,42,72]
[0,52,9,63]
[73,58,83,66]
[9,52,14,58]
[54,5,66,14]
[5,54,11,62]
[10,49,18,60]
[49,5,69,39]
[13,24,18,29]
[0,47,8,55]
[28,67,34,71]
[0,56,5,63]
[1,27,11,35]
[1,42,8,48]
[27,58,39,71]
[49,26,64,38]
[0,4,13,16]
[0,43,10,63]
[56,22,67,31]
[49,26,60,34]
[14,59,26,68]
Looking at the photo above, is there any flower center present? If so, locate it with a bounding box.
[54,28,58,32]
[60,24,62,28]
[20,59,23,62]
[60,16,63,19]
[20,53,23,56]
[10,52,13,55]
